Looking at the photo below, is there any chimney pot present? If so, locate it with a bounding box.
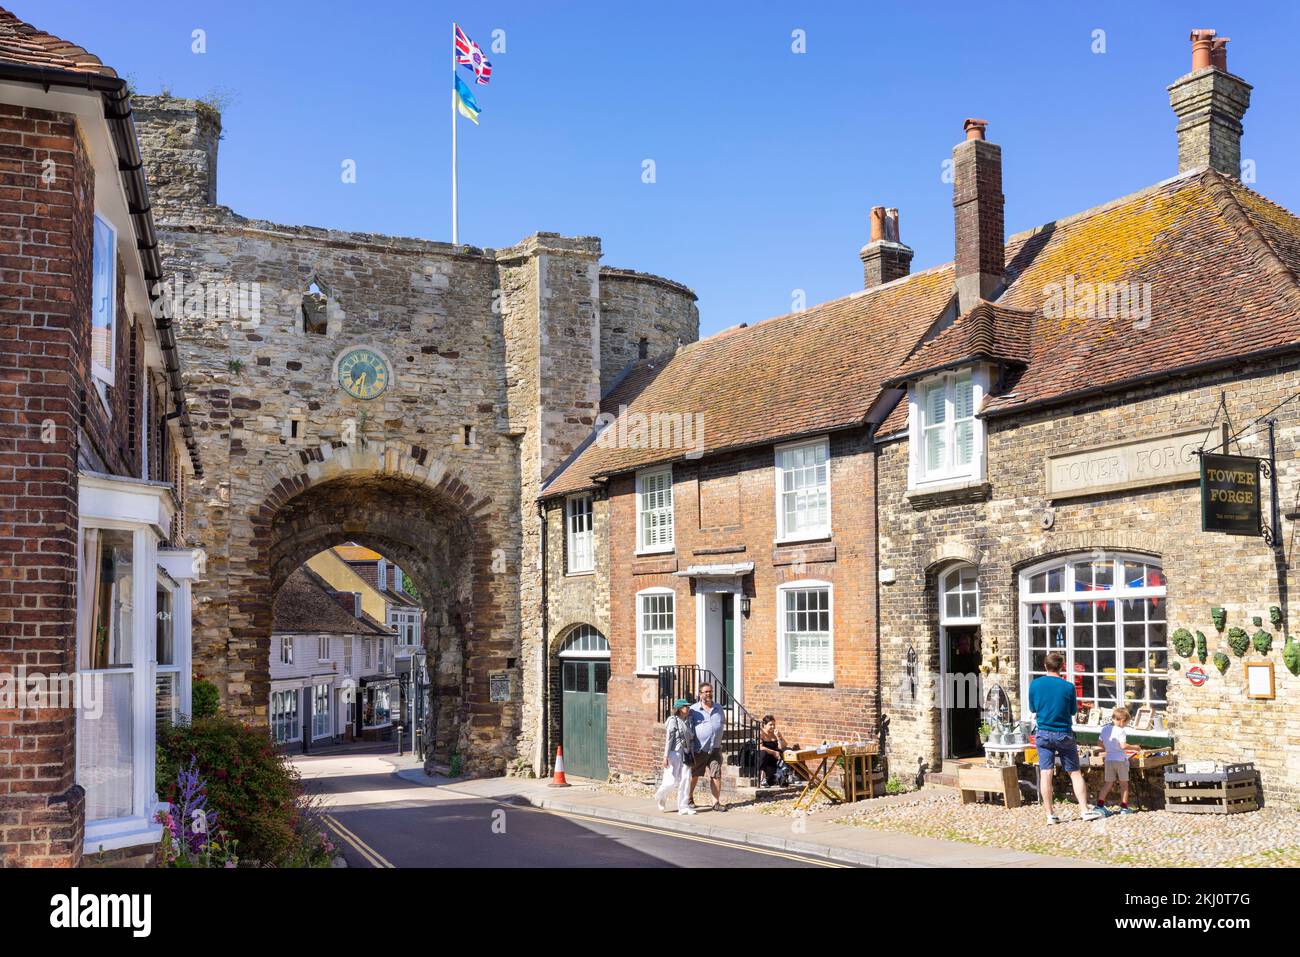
[869,205,886,243]
[1190,29,1216,71]
[1211,37,1229,71]
[860,205,913,289]
[963,118,988,141]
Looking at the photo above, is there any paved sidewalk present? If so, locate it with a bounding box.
[394,768,1101,868]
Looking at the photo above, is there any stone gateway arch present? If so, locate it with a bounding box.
[134,95,698,774]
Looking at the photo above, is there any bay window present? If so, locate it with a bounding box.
[636,467,674,553]
[1020,554,1168,727]
[909,368,987,487]
[777,581,833,683]
[775,437,830,541]
[566,493,595,573]
[636,589,676,673]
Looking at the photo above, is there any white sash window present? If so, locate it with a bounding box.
[637,589,676,672]
[909,367,988,488]
[636,468,674,553]
[777,581,833,684]
[566,493,595,573]
[775,438,831,541]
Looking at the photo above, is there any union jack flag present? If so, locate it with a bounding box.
[455,24,492,84]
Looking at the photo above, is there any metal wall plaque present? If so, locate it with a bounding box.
[489,671,510,703]
[1200,452,1262,536]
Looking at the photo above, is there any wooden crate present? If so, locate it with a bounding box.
[1133,747,1177,769]
[958,764,1021,809]
[1163,763,1259,814]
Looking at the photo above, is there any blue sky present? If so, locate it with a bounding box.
[32,1,1300,336]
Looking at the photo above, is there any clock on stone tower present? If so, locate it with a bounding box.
[336,346,391,400]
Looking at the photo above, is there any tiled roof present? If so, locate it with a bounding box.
[888,300,1035,384]
[542,265,955,496]
[273,567,393,635]
[981,169,1300,415]
[334,544,383,562]
[0,8,116,77]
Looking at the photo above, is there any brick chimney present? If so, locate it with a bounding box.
[1167,30,1251,176]
[952,118,1004,312]
[859,205,914,288]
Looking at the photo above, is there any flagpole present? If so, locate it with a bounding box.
[451,21,459,245]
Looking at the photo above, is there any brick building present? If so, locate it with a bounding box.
[540,31,1300,800]
[0,10,203,865]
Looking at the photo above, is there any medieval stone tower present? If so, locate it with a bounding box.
[132,95,698,773]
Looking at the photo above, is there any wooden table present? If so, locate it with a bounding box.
[783,746,845,811]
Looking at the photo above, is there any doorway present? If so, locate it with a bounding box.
[561,659,609,779]
[938,563,982,760]
[698,586,741,707]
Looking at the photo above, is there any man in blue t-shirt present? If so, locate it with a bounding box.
[1028,652,1103,824]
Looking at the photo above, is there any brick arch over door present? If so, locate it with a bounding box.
[546,623,609,776]
[220,440,515,774]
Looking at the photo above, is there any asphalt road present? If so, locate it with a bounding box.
[297,750,844,868]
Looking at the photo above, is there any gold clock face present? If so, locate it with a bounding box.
[337,347,390,400]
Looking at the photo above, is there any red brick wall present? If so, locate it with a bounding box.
[605,429,881,779]
[0,104,97,866]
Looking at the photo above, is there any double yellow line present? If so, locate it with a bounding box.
[323,813,394,868]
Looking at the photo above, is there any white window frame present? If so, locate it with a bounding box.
[558,624,611,659]
[565,493,595,574]
[635,467,674,555]
[908,366,988,489]
[90,212,117,388]
[774,436,832,543]
[155,569,180,728]
[318,635,330,662]
[280,634,293,665]
[1018,553,1169,734]
[776,580,834,685]
[271,689,301,744]
[635,587,676,675]
[939,564,980,627]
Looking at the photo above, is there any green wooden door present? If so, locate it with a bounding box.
[561,659,608,779]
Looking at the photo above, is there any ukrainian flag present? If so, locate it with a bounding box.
[454,74,481,125]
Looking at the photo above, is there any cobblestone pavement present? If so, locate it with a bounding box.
[755,786,1300,867]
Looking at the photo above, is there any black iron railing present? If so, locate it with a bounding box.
[657,664,762,785]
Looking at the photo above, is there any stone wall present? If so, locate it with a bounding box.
[878,355,1300,800]
[132,95,698,775]
[598,269,699,392]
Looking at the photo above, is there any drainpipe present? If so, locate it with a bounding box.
[537,498,549,778]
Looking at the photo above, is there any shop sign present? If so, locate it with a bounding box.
[1045,430,1203,499]
[1200,453,1262,536]
[489,671,510,702]
[1186,665,1208,687]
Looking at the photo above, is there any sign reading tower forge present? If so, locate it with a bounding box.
[133,95,698,774]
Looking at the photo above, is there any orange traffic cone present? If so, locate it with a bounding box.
[548,745,571,787]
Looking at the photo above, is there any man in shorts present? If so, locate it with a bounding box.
[1029,652,1104,824]
[688,682,727,812]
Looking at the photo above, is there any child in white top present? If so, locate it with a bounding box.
[1096,707,1132,815]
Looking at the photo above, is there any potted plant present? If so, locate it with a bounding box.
[977,721,991,744]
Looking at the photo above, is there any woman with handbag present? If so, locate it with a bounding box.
[655,698,697,814]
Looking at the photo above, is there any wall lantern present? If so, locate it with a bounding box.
[740,597,751,617]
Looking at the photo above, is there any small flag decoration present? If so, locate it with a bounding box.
[453,74,481,125]
[455,24,492,84]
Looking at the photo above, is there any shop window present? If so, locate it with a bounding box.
[1020,554,1167,726]
[312,684,331,740]
[777,581,833,683]
[271,689,300,744]
[636,589,675,673]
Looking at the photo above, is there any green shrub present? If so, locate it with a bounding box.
[885,773,909,796]
[192,679,220,719]
[448,751,462,777]
[157,716,302,866]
